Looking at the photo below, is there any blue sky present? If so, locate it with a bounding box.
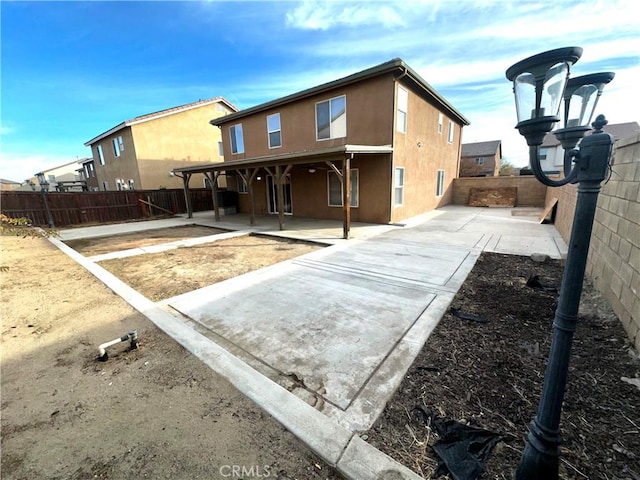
[1,0,638,182]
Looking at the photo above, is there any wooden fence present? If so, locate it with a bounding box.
[0,189,219,227]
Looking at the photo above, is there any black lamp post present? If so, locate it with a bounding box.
[34,172,55,228]
[506,47,615,478]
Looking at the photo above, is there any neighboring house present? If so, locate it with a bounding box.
[0,179,21,191]
[174,58,469,234]
[16,160,83,191]
[540,122,640,173]
[78,157,99,191]
[460,140,501,177]
[84,97,237,191]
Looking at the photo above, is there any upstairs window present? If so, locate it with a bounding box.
[128,179,135,190]
[316,95,346,140]
[267,113,282,148]
[438,113,443,134]
[447,121,454,144]
[218,141,224,157]
[97,144,105,165]
[230,124,244,154]
[112,137,121,157]
[397,87,408,133]
[475,157,487,165]
[118,135,124,151]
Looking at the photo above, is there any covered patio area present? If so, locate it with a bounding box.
[172,144,393,240]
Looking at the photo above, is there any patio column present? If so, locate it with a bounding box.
[275,165,285,230]
[181,173,193,219]
[238,168,259,226]
[343,155,352,240]
[205,171,220,222]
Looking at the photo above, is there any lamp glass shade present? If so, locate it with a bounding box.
[565,84,599,128]
[514,73,536,123]
[541,62,569,120]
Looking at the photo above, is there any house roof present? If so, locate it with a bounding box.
[210,58,470,128]
[461,140,501,157]
[84,97,238,146]
[541,121,640,147]
[172,144,393,175]
[0,178,21,185]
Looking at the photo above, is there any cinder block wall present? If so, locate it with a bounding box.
[547,134,640,349]
[452,176,547,207]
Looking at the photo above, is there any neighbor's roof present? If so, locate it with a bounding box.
[84,97,238,146]
[542,121,640,147]
[0,178,21,185]
[461,140,501,157]
[210,58,470,128]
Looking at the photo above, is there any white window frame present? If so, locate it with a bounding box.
[102,181,109,191]
[436,170,445,197]
[237,175,248,194]
[447,120,454,144]
[230,124,244,154]
[218,141,224,157]
[316,95,346,141]
[267,113,282,148]
[438,113,443,134]
[128,179,135,190]
[327,168,358,208]
[118,135,124,151]
[394,167,405,206]
[112,138,121,157]
[397,87,408,133]
[475,157,487,166]
[97,144,105,165]
[116,178,124,191]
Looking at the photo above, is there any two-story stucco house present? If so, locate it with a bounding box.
[459,140,502,177]
[84,97,237,191]
[174,59,469,237]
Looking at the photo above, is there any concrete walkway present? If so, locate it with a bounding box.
[53,205,567,480]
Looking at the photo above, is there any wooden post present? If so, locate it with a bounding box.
[182,173,193,218]
[343,155,352,239]
[206,171,220,221]
[275,165,285,231]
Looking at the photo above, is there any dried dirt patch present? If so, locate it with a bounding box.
[65,225,228,256]
[97,234,323,301]
[0,235,340,480]
[366,252,640,479]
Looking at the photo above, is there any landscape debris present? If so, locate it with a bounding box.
[413,406,511,480]
[450,307,488,324]
[525,274,558,292]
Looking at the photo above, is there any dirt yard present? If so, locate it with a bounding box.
[0,235,340,480]
[366,253,640,479]
[92,233,323,301]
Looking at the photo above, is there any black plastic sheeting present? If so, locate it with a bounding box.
[414,406,512,480]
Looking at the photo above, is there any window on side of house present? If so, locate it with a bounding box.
[230,124,244,154]
[327,169,358,207]
[475,157,487,165]
[397,87,408,133]
[97,144,105,165]
[436,170,445,197]
[128,179,135,190]
[218,141,224,157]
[394,167,405,206]
[102,181,109,191]
[267,113,282,148]
[112,138,121,157]
[316,95,346,140]
[48,174,56,183]
[540,148,548,160]
[447,121,454,144]
[237,175,248,194]
[438,113,443,134]
[116,178,123,191]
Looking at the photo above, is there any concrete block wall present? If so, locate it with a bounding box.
[452,176,548,207]
[547,133,640,350]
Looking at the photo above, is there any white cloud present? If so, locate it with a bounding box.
[286,0,405,30]
[0,125,15,136]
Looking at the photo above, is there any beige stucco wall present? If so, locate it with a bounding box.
[391,81,463,222]
[91,102,228,190]
[222,75,395,161]
[548,133,640,349]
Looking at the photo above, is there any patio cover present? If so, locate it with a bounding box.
[172,144,393,239]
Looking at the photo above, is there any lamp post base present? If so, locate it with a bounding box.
[515,418,561,479]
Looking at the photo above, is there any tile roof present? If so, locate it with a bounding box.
[461,140,501,157]
[542,122,640,147]
[84,96,237,146]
